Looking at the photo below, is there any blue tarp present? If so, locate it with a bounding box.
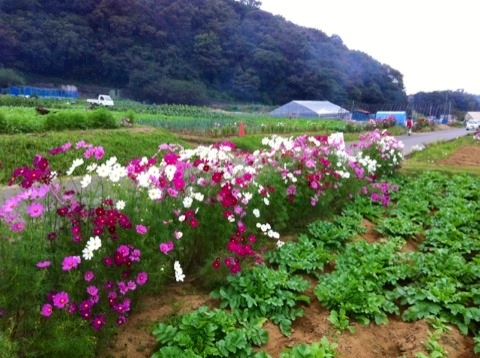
[375,111,407,126]
[8,86,78,99]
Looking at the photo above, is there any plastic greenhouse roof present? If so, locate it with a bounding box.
[289,101,348,114]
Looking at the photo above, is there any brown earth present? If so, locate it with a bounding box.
[101,147,480,358]
[437,145,480,167]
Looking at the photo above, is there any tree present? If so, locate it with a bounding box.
[0,68,25,87]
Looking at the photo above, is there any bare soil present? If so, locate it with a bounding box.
[101,147,479,358]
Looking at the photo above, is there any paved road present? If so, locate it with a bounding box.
[394,128,470,155]
[346,127,471,156]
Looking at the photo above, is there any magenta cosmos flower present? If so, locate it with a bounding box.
[86,286,98,296]
[41,303,53,317]
[62,256,81,271]
[27,202,44,218]
[84,271,95,281]
[136,272,148,285]
[53,292,69,309]
[36,261,51,269]
[135,225,147,235]
[92,315,106,330]
[11,221,25,232]
[159,241,174,255]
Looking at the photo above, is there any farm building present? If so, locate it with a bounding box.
[270,100,350,119]
[351,109,372,121]
[8,85,78,99]
[375,111,407,126]
[464,112,480,121]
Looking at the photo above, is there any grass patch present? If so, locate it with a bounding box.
[0,126,190,185]
[402,135,480,176]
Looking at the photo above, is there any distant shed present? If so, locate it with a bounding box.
[465,112,480,121]
[375,111,407,126]
[270,100,350,119]
[351,109,371,121]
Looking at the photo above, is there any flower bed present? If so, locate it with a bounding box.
[0,129,403,356]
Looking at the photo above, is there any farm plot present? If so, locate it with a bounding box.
[104,167,480,357]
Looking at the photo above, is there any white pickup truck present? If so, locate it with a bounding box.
[87,94,114,107]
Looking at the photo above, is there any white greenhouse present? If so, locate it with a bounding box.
[269,100,350,119]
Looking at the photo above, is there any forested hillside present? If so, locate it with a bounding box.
[0,0,445,107]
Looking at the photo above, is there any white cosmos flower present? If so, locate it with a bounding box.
[96,163,111,178]
[263,197,270,205]
[174,261,185,282]
[80,174,92,188]
[136,171,150,188]
[276,240,285,248]
[194,192,204,201]
[148,188,162,200]
[66,158,84,176]
[253,209,260,218]
[106,156,117,167]
[86,163,98,172]
[164,165,176,181]
[183,197,193,208]
[116,200,126,210]
[82,247,94,260]
[87,236,102,251]
[178,215,186,222]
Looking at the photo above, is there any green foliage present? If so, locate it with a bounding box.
[44,111,89,131]
[474,335,480,354]
[151,306,269,358]
[328,308,355,333]
[0,68,25,87]
[416,318,451,358]
[279,337,338,358]
[375,217,423,238]
[0,112,7,134]
[264,234,331,273]
[0,331,18,358]
[314,238,412,326]
[211,265,310,336]
[341,195,384,223]
[0,1,408,105]
[306,220,352,252]
[0,128,189,185]
[87,108,118,129]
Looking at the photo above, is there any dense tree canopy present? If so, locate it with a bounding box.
[0,0,417,105]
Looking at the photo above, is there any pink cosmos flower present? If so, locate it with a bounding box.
[159,241,174,255]
[136,272,148,285]
[92,315,106,330]
[84,271,95,281]
[36,261,51,269]
[86,286,98,296]
[61,256,81,271]
[41,303,53,317]
[53,292,69,309]
[136,225,147,235]
[116,315,126,326]
[129,249,141,262]
[11,221,25,232]
[117,245,130,257]
[94,146,104,160]
[127,280,137,291]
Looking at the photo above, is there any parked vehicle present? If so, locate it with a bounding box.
[87,95,114,107]
[465,120,480,131]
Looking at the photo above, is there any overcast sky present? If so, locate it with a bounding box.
[260,0,479,95]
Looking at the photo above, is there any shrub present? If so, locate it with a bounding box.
[87,108,118,129]
[44,111,89,131]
